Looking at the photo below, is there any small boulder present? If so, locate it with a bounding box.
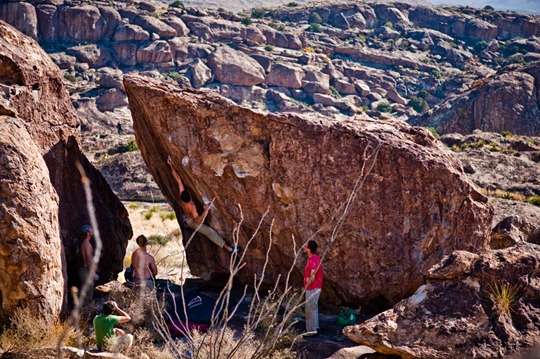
[206,46,265,86]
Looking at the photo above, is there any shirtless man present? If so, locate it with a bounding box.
[131,235,158,290]
[79,224,99,301]
[167,157,239,253]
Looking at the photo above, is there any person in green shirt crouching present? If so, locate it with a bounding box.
[93,301,133,353]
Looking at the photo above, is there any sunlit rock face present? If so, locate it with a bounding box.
[125,74,492,307]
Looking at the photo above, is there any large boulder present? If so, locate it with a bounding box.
[0,2,38,39]
[410,62,540,136]
[0,20,132,318]
[206,46,265,86]
[0,117,64,324]
[124,75,492,307]
[344,243,540,358]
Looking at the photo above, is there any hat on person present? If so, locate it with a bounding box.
[81,224,92,234]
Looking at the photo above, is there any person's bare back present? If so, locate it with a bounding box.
[132,236,157,280]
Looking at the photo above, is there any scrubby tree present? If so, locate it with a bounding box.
[309,11,322,24]
[408,96,429,113]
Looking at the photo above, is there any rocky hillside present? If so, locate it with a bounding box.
[1,0,539,200]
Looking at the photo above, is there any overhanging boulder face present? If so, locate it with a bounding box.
[124,74,493,306]
[0,20,131,322]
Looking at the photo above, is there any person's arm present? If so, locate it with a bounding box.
[167,157,185,193]
[112,301,131,324]
[148,255,158,276]
[193,204,211,225]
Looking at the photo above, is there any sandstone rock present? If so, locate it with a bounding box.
[0,21,131,303]
[96,88,128,112]
[250,54,273,73]
[332,79,357,95]
[59,5,109,42]
[169,38,214,61]
[186,59,212,88]
[97,6,121,40]
[411,62,540,136]
[67,44,113,68]
[266,62,305,89]
[113,24,150,41]
[0,2,38,39]
[312,93,353,112]
[136,40,173,64]
[112,42,138,67]
[97,68,124,90]
[49,52,77,70]
[133,14,177,39]
[0,117,64,324]
[124,75,492,306]
[302,70,330,94]
[344,243,540,358]
[36,4,58,43]
[163,16,190,37]
[182,15,264,45]
[409,6,497,41]
[206,46,265,86]
[258,24,302,50]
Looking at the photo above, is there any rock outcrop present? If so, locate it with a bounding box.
[410,62,540,136]
[344,243,540,358]
[0,20,132,322]
[125,75,493,306]
[0,117,64,324]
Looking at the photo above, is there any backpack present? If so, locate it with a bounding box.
[336,308,356,327]
[124,264,134,283]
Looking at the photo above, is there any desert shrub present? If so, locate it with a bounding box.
[169,0,184,8]
[431,69,442,79]
[529,196,540,206]
[377,101,392,113]
[309,11,322,24]
[278,24,286,31]
[264,44,274,52]
[471,140,486,148]
[241,16,252,25]
[417,89,429,99]
[268,22,279,29]
[287,2,298,6]
[474,40,489,52]
[487,281,520,315]
[309,23,322,33]
[128,203,139,209]
[408,96,429,113]
[425,127,440,139]
[329,85,341,98]
[500,131,513,137]
[164,71,182,79]
[149,206,159,213]
[143,211,153,220]
[484,5,495,11]
[251,7,266,19]
[148,234,168,246]
[160,211,176,221]
[120,137,139,152]
[383,21,394,29]
[217,7,225,13]
[64,73,76,83]
[302,46,315,53]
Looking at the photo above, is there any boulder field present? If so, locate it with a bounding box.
[124,74,493,307]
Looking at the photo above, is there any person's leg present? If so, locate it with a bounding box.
[186,219,226,248]
[305,289,321,334]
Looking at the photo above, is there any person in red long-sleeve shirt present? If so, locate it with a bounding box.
[303,240,323,336]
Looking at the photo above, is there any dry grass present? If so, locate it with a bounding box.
[479,188,526,202]
[0,307,84,356]
[487,281,521,316]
